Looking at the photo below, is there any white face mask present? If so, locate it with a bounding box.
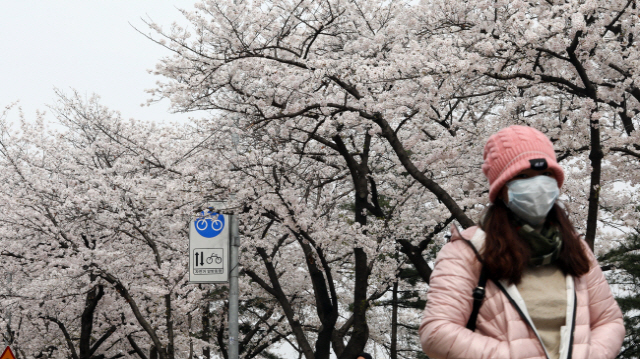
[506,175,559,226]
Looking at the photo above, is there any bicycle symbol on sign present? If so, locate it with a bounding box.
[206,252,223,264]
[194,211,225,238]
[195,215,223,231]
[193,248,224,272]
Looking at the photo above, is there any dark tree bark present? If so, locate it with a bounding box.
[99,271,168,359]
[216,318,228,359]
[79,284,104,359]
[202,297,212,359]
[566,31,600,252]
[164,294,175,359]
[367,113,474,229]
[127,335,149,359]
[585,113,603,251]
[339,247,370,359]
[244,247,316,359]
[390,281,399,359]
[331,133,372,359]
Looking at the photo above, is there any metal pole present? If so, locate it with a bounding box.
[229,214,240,359]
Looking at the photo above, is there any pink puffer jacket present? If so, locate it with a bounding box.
[419,226,625,359]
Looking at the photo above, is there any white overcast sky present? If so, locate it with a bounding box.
[1,1,200,124]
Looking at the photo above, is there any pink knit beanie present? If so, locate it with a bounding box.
[482,125,564,203]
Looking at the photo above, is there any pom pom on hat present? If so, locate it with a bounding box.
[482,125,564,203]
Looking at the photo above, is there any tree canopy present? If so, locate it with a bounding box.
[1,0,639,358]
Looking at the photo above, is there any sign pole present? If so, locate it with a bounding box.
[228,213,240,359]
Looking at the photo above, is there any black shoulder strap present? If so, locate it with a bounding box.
[466,265,487,331]
[458,236,488,332]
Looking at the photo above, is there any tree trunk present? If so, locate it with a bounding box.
[202,298,211,359]
[339,247,370,359]
[585,114,603,251]
[79,284,104,359]
[338,176,370,358]
[331,133,372,358]
[165,294,175,359]
[390,281,398,359]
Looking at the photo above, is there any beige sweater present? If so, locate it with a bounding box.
[517,265,567,359]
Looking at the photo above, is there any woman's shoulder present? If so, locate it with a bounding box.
[431,226,484,284]
[449,225,485,256]
[436,225,485,264]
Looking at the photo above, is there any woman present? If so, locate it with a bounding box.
[419,126,625,359]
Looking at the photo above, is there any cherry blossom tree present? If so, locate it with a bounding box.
[142,1,487,356]
[1,91,432,358]
[2,0,639,358]
[0,94,230,359]
[415,0,640,249]
[143,0,639,357]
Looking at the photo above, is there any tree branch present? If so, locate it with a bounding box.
[43,316,79,359]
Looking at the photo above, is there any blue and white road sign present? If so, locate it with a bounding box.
[189,204,230,283]
[194,210,225,238]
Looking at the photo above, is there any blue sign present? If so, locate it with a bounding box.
[194,211,225,238]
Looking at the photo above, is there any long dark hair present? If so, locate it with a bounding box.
[480,200,591,285]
